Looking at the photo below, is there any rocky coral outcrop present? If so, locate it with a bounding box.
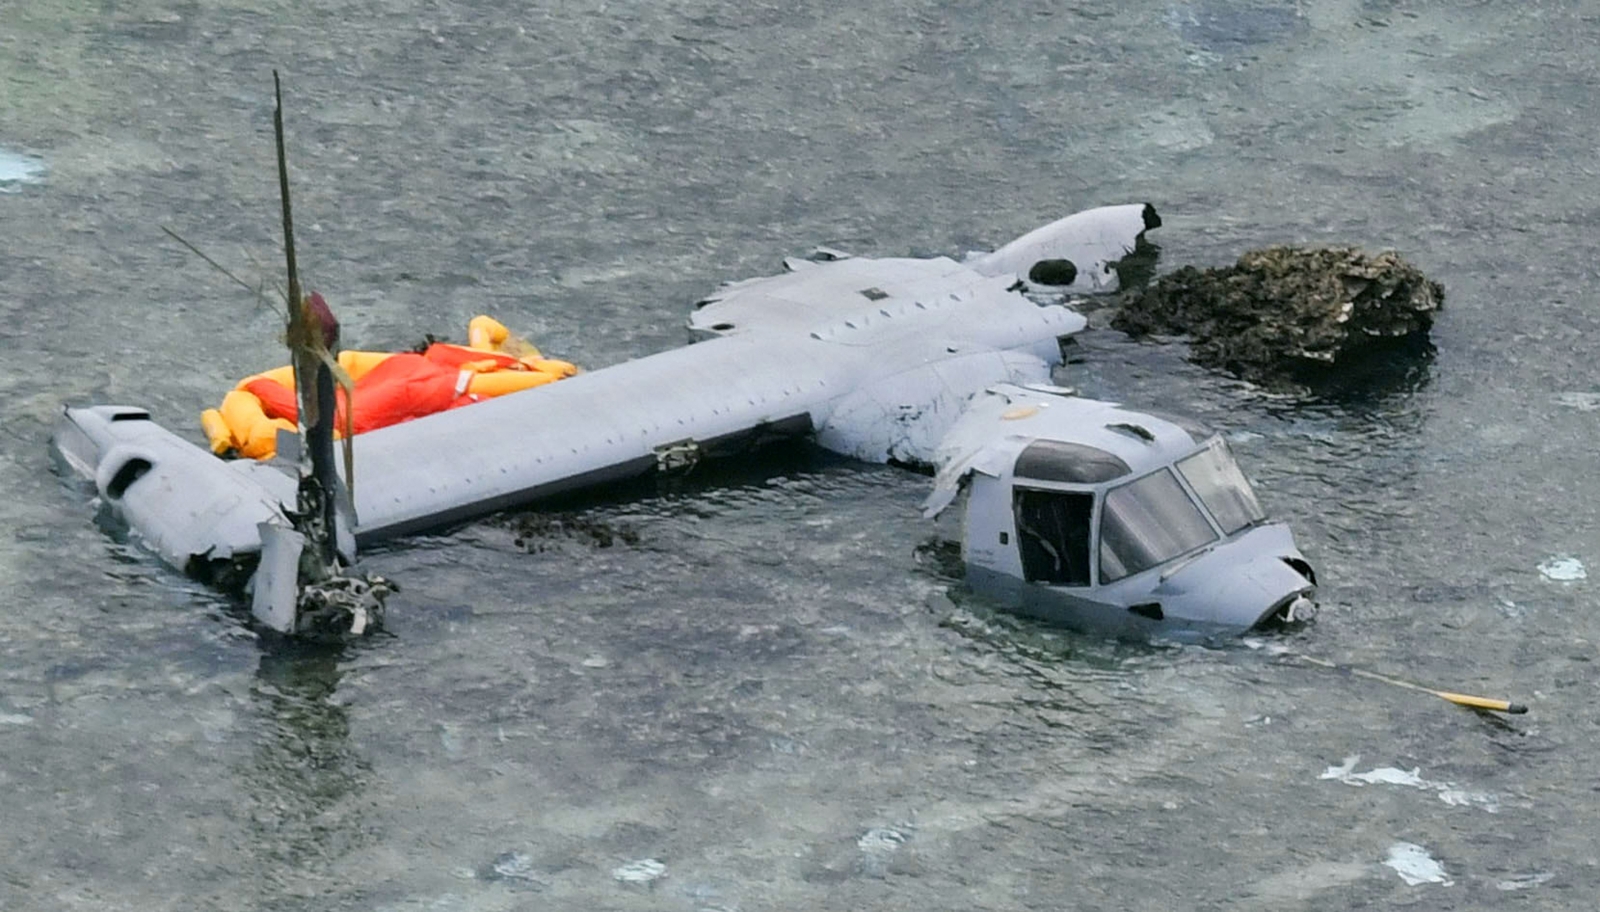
[1111,246,1443,380]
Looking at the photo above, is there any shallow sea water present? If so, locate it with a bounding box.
[3,1,1599,909]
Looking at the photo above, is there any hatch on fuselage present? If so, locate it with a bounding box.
[1008,439,1130,587]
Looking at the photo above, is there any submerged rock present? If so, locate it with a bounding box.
[504,510,641,551]
[1111,246,1443,382]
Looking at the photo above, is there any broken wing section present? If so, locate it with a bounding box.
[919,384,1048,518]
[686,254,981,341]
[966,202,1161,294]
[813,349,1054,468]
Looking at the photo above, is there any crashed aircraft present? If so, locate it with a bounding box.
[51,203,1317,638]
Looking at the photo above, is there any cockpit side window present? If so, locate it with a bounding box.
[1014,489,1094,587]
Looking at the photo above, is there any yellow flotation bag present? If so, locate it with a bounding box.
[202,315,579,459]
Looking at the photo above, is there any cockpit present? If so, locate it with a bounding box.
[933,383,1316,633]
[1011,436,1270,589]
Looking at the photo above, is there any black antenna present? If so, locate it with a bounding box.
[273,70,303,319]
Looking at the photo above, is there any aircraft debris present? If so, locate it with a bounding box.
[1383,842,1452,887]
[612,858,667,886]
[54,200,1321,637]
[1319,756,1499,812]
[1538,555,1586,582]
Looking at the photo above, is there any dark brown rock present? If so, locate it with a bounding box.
[1111,246,1444,380]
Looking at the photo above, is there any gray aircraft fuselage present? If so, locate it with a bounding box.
[51,204,1315,636]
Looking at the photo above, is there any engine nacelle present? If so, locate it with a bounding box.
[52,406,295,571]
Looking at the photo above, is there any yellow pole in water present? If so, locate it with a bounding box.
[1292,653,1528,715]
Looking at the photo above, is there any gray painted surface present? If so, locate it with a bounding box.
[931,384,1313,633]
[52,204,1310,634]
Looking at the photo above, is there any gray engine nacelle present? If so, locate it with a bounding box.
[52,406,295,572]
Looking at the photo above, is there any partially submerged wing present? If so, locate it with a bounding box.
[814,349,1056,468]
[966,202,1161,294]
[56,205,1154,565]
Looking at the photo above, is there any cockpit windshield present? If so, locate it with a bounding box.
[1099,469,1218,583]
[1176,437,1266,534]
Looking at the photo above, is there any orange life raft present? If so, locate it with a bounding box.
[202,315,579,459]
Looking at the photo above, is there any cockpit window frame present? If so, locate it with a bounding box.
[1096,465,1222,585]
[1007,434,1271,590]
[1011,482,1100,588]
[1174,435,1267,535]
[1012,439,1133,485]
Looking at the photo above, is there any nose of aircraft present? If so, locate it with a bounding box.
[1152,525,1317,631]
[1184,550,1318,627]
[1208,551,1317,630]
